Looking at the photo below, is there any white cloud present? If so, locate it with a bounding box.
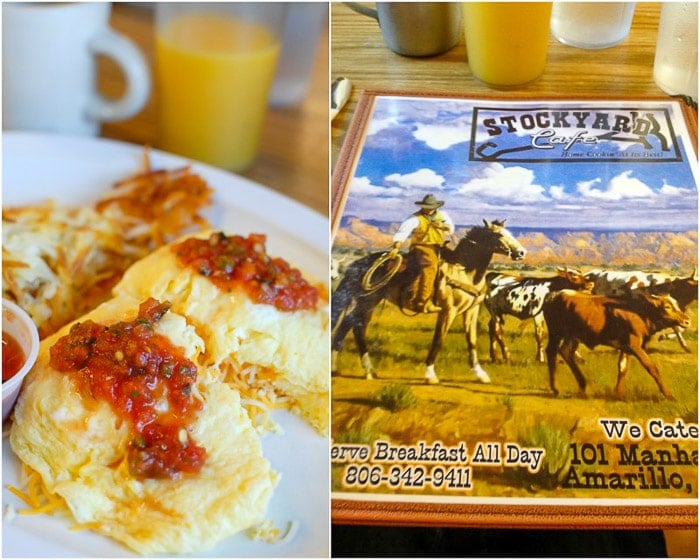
[577,170,655,201]
[350,176,403,196]
[385,168,445,189]
[549,185,567,200]
[457,163,549,203]
[367,117,398,136]
[659,181,694,197]
[413,123,470,150]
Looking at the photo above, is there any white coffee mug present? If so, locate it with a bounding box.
[3,2,151,136]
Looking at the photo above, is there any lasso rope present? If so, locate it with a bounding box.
[361,251,403,293]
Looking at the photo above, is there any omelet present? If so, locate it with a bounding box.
[113,230,329,434]
[9,295,277,555]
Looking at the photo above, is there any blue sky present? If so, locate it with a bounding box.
[343,96,698,230]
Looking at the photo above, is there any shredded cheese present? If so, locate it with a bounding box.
[240,397,284,435]
[219,361,293,434]
[6,468,68,517]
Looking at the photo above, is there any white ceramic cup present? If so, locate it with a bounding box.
[2,2,151,136]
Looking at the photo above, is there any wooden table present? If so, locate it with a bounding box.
[99,3,329,217]
[331,2,687,171]
[331,3,697,555]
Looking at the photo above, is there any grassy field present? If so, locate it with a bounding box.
[331,294,698,499]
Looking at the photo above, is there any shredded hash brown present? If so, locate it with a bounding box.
[2,149,213,338]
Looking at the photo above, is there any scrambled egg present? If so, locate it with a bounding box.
[8,226,328,554]
[9,296,277,555]
[113,230,330,435]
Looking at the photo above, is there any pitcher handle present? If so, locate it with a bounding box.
[344,2,379,21]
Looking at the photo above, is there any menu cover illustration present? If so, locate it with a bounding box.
[331,93,698,528]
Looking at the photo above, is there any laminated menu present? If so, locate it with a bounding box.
[331,92,698,529]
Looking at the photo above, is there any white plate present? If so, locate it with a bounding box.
[1,131,330,558]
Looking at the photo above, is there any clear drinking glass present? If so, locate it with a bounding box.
[462,2,553,87]
[551,2,636,49]
[155,3,287,172]
[269,3,327,107]
[653,2,698,102]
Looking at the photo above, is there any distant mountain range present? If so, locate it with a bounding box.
[333,217,698,271]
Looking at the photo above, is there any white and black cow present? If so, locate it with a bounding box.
[485,267,593,363]
[585,268,698,352]
[585,269,680,297]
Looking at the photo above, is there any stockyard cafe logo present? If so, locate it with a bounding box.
[470,106,682,163]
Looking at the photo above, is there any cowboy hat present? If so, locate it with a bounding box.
[414,194,444,209]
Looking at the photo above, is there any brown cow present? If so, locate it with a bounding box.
[586,268,697,352]
[542,290,691,399]
[643,271,699,311]
[640,271,698,352]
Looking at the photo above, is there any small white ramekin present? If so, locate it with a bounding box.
[3,299,40,422]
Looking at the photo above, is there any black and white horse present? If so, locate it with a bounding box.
[331,220,526,384]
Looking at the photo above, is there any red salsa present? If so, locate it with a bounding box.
[2,331,25,382]
[173,232,319,312]
[49,298,206,479]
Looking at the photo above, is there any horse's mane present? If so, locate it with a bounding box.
[451,223,490,260]
[461,224,484,243]
[438,226,472,265]
[445,220,507,267]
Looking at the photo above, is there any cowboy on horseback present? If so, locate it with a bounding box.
[389,193,454,313]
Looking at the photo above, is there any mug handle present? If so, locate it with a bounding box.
[344,2,379,21]
[86,29,151,123]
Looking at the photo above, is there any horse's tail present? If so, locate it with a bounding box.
[340,250,420,317]
[331,253,382,328]
[331,272,354,328]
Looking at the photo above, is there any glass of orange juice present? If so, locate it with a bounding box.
[155,3,286,172]
[462,2,553,88]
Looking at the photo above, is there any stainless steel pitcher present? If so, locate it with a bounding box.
[346,2,461,57]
